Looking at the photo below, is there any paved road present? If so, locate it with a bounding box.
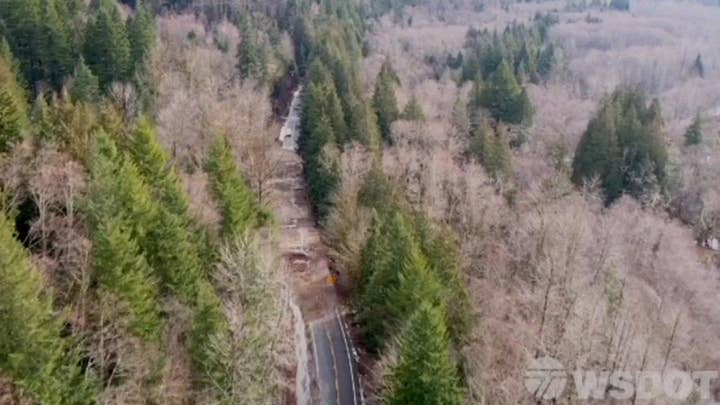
[310,311,362,405]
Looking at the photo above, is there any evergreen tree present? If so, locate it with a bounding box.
[387,237,447,333]
[462,20,554,85]
[304,60,350,145]
[90,132,226,378]
[447,51,464,70]
[467,114,493,165]
[357,211,390,290]
[609,0,630,11]
[325,81,350,145]
[299,77,343,217]
[0,85,24,153]
[684,113,703,146]
[479,33,505,80]
[39,0,75,89]
[236,16,266,83]
[479,59,533,124]
[31,93,98,162]
[467,75,484,122]
[304,120,340,217]
[358,211,416,351]
[487,126,513,182]
[572,88,667,203]
[91,216,163,340]
[294,0,386,210]
[0,0,81,89]
[131,57,157,114]
[133,134,209,297]
[127,2,156,74]
[0,38,14,64]
[412,217,472,344]
[572,97,621,197]
[128,121,225,370]
[693,53,704,79]
[537,43,556,80]
[0,212,98,404]
[189,277,227,379]
[514,42,532,82]
[359,163,395,211]
[307,58,333,91]
[86,131,156,255]
[373,60,400,143]
[87,132,164,337]
[0,0,43,85]
[84,0,131,88]
[467,117,513,182]
[401,95,425,122]
[460,51,481,82]
[0,44,28,153]
[205,134,267,238]
[69,57,100,103]
[385,303,464,405]
[129,119,190,215]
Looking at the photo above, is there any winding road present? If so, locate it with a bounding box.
[273,86,363,405]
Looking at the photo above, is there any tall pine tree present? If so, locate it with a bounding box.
[39,0,75,89]
[0,85,24,153]
[412,216,473,344]
[0,0,81,89]
[0,46,27,153]
[128,120,215,290]
[479,58,533,124]
[0,212,98,404]
[373,60,400,143]
[84,0,131,88]
[91,215,163,340]
[87,132,163,339]
[90,131,226,380]
[684,113,703,146]
[299,75,343,217]
[69,57,100,103]
[358,211,416,351]
[486,126,513,182]
[206,134,268,238]
[572,88,667,203]
[236,16,266,84]
[385,303,464,405]
[401,95,425,122]
[127,2,156,74]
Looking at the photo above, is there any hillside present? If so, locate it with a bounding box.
[1,0,720,404]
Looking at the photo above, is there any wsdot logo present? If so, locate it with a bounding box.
[524,356,567,400]
[523,357,719,401]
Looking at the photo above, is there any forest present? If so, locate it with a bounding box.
[1,0,720,404]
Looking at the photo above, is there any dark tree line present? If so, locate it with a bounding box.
[373,60,401,143]
[572,88,668,203]
[356,166,470,403]
[461,17,557,85]
[0,0,155,95]
[0,2,273,401]
[455,18,556,128]
[297,0,380,216]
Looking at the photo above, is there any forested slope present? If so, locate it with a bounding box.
[0,1,292,403]
[2,0,720,404]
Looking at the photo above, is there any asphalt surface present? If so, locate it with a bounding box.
[310,311,362,405]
